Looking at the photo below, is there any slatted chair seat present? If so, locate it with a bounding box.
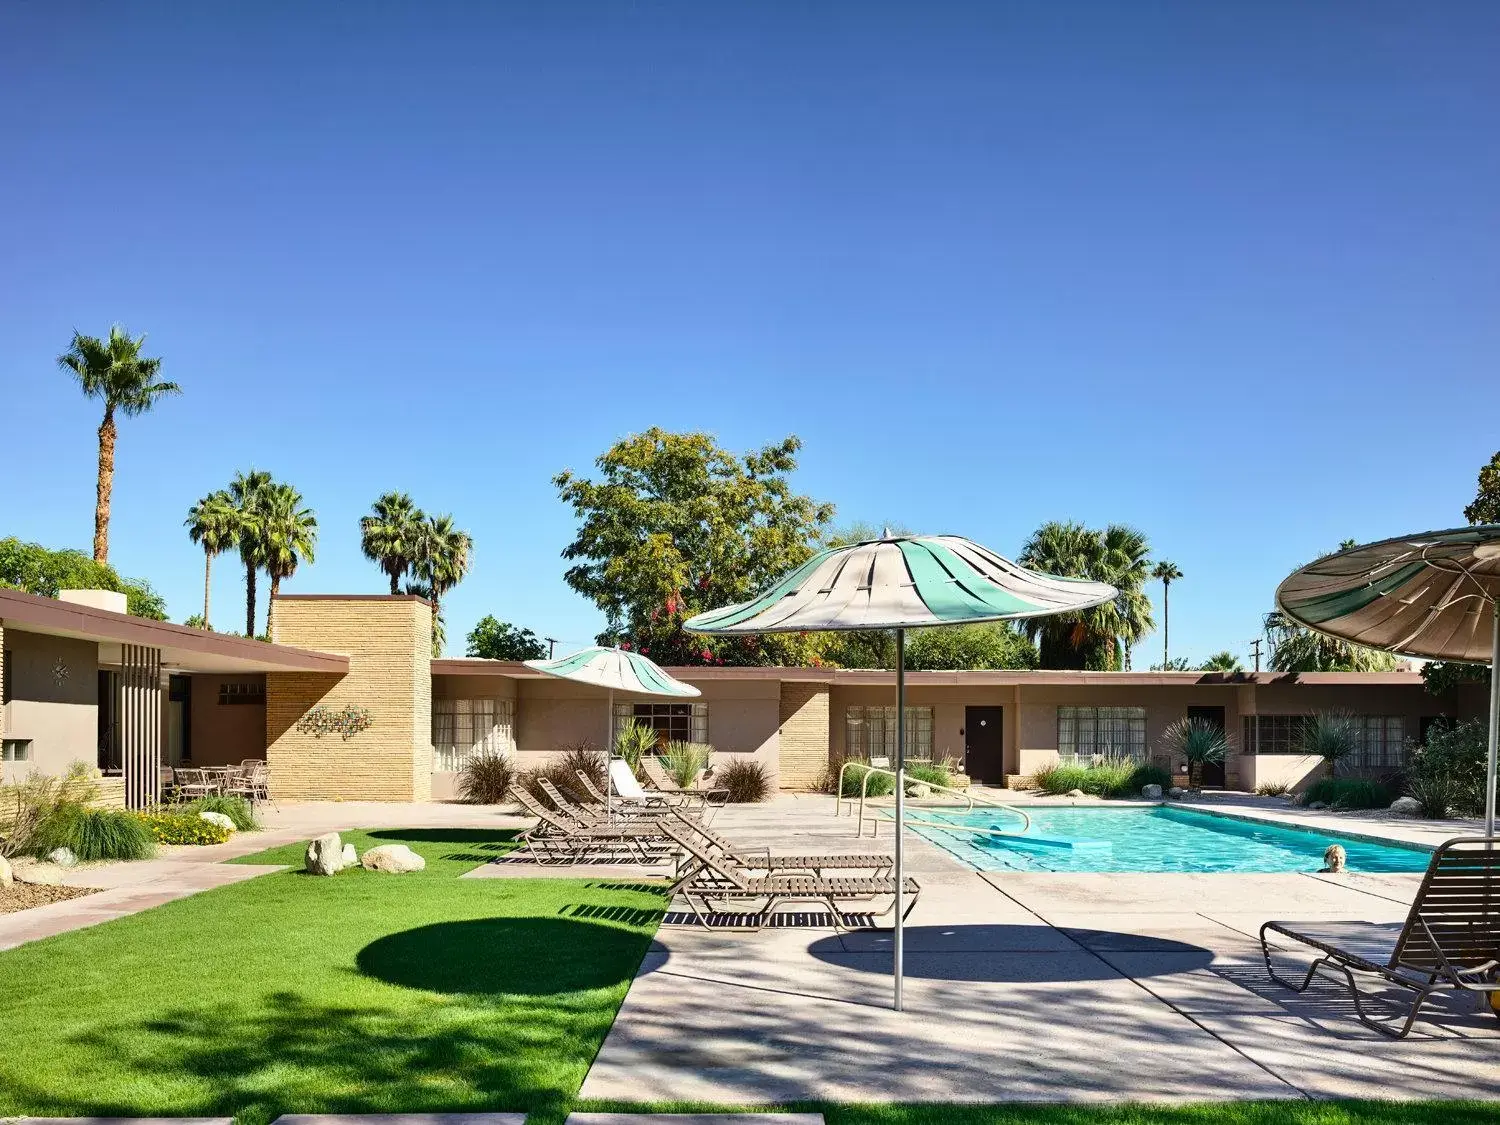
[642,757,730,808]
[508,784,674,866]
[1262,836,1500,1038]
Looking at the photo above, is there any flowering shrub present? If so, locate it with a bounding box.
[295,705,374,741]
[136,811,233,845]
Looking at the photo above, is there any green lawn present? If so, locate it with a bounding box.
[0,827,664,1125]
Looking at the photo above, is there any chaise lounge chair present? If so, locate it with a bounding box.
[612,758,714,812]
[661,806,895,891]
[1260,836,1500,1038]
[642,756,730,808]
[507,784,673,866]
[659,817,920,931]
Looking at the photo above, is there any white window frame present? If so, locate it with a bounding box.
[613,701,708,747]
[431,698,515,773]
[1057,706,1147,763]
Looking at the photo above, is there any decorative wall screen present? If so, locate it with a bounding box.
[1057,706,1147,762]
[613,701,708,746]
[432,698,515,772]
[844,706,934,761]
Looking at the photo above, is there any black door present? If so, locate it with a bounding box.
[1188,705,1227,787]
[964,706,1005,784]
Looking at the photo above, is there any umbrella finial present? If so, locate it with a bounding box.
[882,526,895,540]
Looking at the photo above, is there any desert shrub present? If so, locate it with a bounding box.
[1302,777,1391,810]
[1158,717,1231,788]
[0,762,101,858]
[514,743,606,810]
[180,794,258,830]
[904,762,952,791]
[1255,781,1292,797]
[840,762,895,798]
[457,751,514,805]
[718,759,771,803]
[659,741,712,788]
[32,804,155,862]
[614,722,658,775]
[136,811,233,845]
[1125,763,1173,794]
[1405,718,1486,819]
[1298,711,1361,776]
[1030,758,1159,798]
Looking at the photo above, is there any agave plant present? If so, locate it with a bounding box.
[614,721,659,775]
[1298,711,1361,778]
[1159,717,1230,788]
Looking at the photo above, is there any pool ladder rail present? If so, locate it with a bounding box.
[834,761,1032,838]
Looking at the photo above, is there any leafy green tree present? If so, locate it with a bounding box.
[1152,560,1183,669]
[413,513,473,657]
[56,326,180,563]
[360,492,427,594]
[184,490,238,631]
[0,538,167,619]
[227,469,272,637]
[1199,650,1244,672]
[466,616,547,661]
[260,482,318,635]
[555,429,834,665]
[1464,450,1500,525]
[1150,657,1193,671]
[183,613,207,629]
[1017,521,1155,670]
[903,624,1038,670]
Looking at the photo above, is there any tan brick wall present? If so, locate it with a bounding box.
[777,682,830,790]
[265,596,433,801]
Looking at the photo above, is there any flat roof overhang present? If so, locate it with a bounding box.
[0,588,350,675]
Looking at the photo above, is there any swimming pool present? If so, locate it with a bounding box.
[903,805,1431,874]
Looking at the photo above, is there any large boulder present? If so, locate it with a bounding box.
[906,782,932,799]
[48,847,77,868]
[1141,783,1164,799]
[305,832,345,876]
[361,844,425,874]
[1167,787,1185,799]
[1388,796,1423,817]
[342,843,358,867]
[13,860,64,886]
[0,854,11,887]
[199,811,236,833]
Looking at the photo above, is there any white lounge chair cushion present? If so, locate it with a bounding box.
[609,759,650,800]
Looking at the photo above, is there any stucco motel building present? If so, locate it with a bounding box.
[1,587,1488,806]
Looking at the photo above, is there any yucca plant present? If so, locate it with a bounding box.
[1159,717,1230,788]
[1298,711,1361,778]
[614,721,659,776]
[659,741,711,789]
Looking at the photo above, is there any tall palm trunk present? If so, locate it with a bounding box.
[1161,579,1171,667]
[389,568,400,595]
[202,552,213,630]
[267,575,281,638]
[94,408,116,563]
[245,564,257,638]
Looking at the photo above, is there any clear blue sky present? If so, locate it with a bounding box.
[2,2,1496,666]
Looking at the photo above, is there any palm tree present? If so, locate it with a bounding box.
[360,492,427,593]
[1200,650,1244,672]
[184,491,238,630]
[57,326,180,563]
[1019,521,1154,670]
[228,469,272,637]
[413,514,473,657]
[1152,560,1183,669]
[260,482,318,636]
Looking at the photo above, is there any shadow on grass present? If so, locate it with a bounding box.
[358,916,651,996]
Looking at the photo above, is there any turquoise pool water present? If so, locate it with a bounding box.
[904,805,1431,874]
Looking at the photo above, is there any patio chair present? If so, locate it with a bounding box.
[173,767,216,801]
[1260,836,1500,1038]
[507,784,674,866]
[576,769,704,823]
[662,806,895,893]
[611,758,704,812]
[658,817,920,931]
[642,756,729,808]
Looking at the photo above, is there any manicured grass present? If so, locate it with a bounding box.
[0,827,663,1125]
[228,825,520,875]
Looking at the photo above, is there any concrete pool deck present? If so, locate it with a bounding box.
[582,794,1500,1105]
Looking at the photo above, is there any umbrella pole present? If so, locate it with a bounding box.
[894,626,906,1012]
[1488,604,1498,838]
[607,688,614,820]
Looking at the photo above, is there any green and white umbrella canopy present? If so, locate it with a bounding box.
[523,645,701,697]
[1275,525,1500,835]
[686,533,1117,1012]
[684,534,1118,634]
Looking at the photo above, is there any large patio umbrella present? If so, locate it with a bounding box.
[684,533,1117,1010]
[1275,525,1500,835]
[523,645,701,816]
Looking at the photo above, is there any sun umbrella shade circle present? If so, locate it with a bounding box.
[523,646,701,697]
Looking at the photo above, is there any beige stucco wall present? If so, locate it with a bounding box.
[829,684,1020,776]
[265,596,431,801]
[0,629,99,782]
[188,673,267,766]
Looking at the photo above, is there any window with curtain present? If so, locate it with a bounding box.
[1057,706,1147,762]
[1351,716,1407,769]
[844,706,934,761]
[613,701,709,746]
[431,698,515,772]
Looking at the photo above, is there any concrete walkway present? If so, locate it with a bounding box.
[582,795,1500,1105]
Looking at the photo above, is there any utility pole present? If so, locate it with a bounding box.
[545,637,558,659]
[1250,638,1263,672]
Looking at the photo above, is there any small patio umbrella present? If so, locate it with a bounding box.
[523,645,701,816]
[684,532,1117,1010]
[1275,525,1500,834]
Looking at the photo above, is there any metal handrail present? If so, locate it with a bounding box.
[834,761,1031,837]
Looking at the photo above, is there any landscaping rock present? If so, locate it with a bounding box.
[47,847,77,868]
[305,832,345,876]
[1065,788,1087,798]
[906,783,932,799]
[1308,801,1328,810]
[199,810,237,832]
[342,843,358,867]
[1141,783,1163,799]
[0,854,11,887]
[13,860,64,886]
[1167,786,1185,798]
[361,844,425,874]
[1388,796,1423,817]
